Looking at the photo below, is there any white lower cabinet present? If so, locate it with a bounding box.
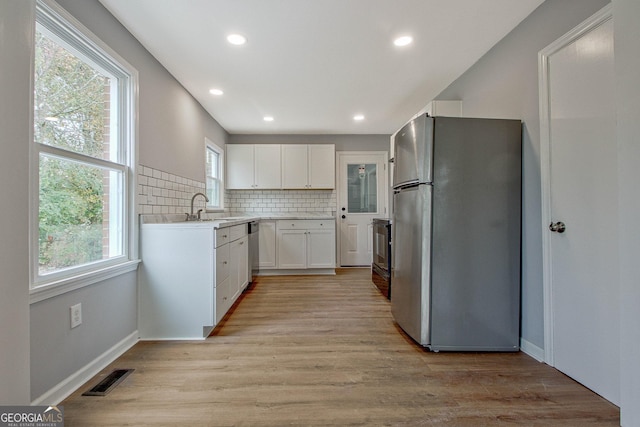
[229,234,249,299]
[307,229,336,268]
[139,222,249,340]
[276,220,336,270]
[258,220,277,268]
[277,229,308,269]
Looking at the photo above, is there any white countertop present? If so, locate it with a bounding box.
[140,212,335,228]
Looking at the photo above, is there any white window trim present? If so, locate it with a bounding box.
[30,0,140,303]
[205,138,225,212]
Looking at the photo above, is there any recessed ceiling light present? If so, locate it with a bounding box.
[227,34,247,45]
[209,88,224,96]
[263,116,274,122]
[353,114,365,121]
[393,36,413,47]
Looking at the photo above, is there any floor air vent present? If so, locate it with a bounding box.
[82,369,134,396]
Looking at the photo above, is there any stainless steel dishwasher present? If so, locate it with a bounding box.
[247,221,259,284]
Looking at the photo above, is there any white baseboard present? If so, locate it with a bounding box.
[520,337,545,362]
[257,268,336,276]
[31,330,139,405]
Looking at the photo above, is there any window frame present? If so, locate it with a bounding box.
[30,0,139,302]
[205,138,225,212]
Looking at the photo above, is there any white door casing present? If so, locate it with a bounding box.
[539,5,619,405]
[337,152,388,267]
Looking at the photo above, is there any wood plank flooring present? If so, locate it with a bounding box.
[61,269,620,426]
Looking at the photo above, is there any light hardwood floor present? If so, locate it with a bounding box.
[62,269,619,426]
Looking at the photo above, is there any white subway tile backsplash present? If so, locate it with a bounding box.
[227,189,336,214]
[138,165,336,218]
[137,164,215,215]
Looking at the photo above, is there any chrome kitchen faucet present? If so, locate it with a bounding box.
[186,192,209,221]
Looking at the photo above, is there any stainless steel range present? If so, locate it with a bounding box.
[371,218,391,299]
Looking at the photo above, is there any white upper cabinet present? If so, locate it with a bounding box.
[282,144,335,189]
[255,145,282,189]
[226,144,281,189]
[226,144,254,189]
[308,144,335,189]
[281,144,308,189]
[424,100,462,117]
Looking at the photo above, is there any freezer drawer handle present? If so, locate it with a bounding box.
[549,221,566,233]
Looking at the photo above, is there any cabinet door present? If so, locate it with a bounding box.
[281,144,308,189]
[255,144,281,189]
[258,220,277,268]
[237,235,249,291]
[215,242,230,283]
[308,144,335,189]
[226,144,255,189]
[277,229,307,268]
[215,277,231,324]
[307,229,336,268]
[229,236,249,300]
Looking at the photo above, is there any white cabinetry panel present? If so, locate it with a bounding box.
[281,144,308,189]
[282,144,335,189]
[226,144,254,189]
[276,219,336,269]
[139,222,250,340]
[307,229,336,268]
[277,229,307,269]
[258,220,277,268]
[309,144,335,189]
[255,144,281,189]
[226,144,281,189]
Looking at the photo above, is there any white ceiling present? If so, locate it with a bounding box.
[99,0,544,135]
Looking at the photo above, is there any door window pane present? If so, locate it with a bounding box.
[347,163,377,213]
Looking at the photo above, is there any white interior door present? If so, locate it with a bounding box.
[540,6,619,405]
[337,152,388,266]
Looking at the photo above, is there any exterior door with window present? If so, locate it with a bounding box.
[337,152,388,266]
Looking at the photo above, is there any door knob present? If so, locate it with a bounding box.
[341,215,346,219]
[341,207,346,211]
[549,221,566,233]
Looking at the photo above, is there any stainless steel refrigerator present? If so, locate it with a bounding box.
[391,115,521,351]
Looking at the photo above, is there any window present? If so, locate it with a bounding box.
[32,0,137,293]
[205,139,224,210]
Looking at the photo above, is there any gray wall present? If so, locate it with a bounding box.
[229,134,390,152]
[30,273,137,399]
[436,0,610,350]
[54,0,229,183]
[614,0,640,423]
[26,0,228,401]
[0,0,33,405]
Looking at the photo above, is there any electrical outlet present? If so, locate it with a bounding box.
[70,303,82,328]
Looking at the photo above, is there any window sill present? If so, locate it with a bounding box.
[30,259,140,304]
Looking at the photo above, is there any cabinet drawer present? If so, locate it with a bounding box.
[215,243,230,283]
[277,219,335,230]
[215,228,230,248]
[228,224,247,241]
[215,277,231,324]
